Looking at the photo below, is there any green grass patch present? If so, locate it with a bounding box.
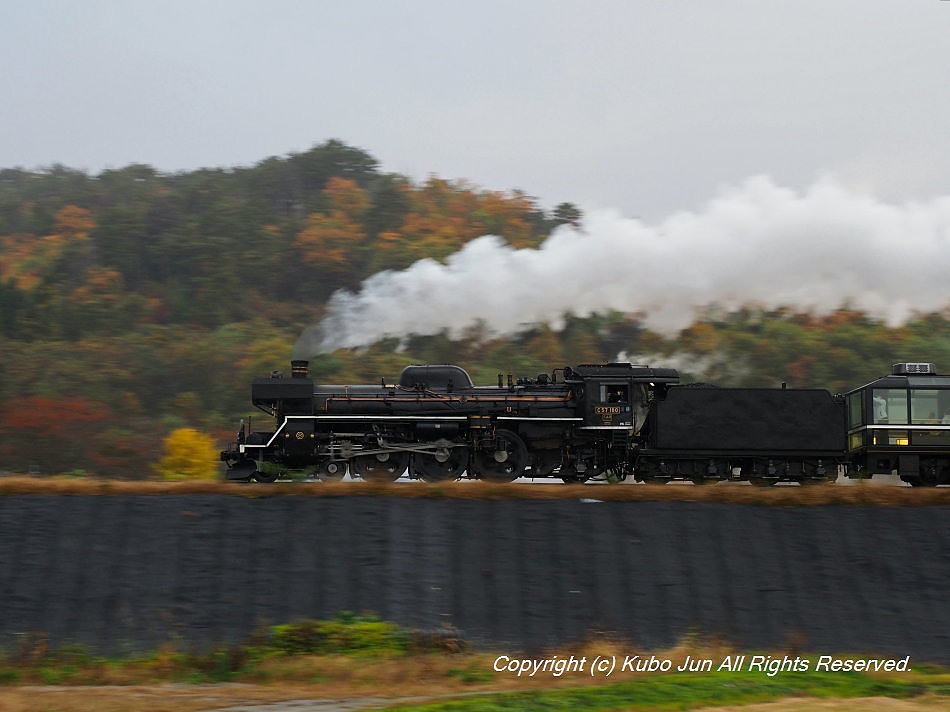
[267,611,411,657]
[383,669,948,712]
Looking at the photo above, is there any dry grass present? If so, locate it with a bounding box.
[0,683,480,712]
[0,684,310,712]
[0,688,946,712]
[1,476,948,507]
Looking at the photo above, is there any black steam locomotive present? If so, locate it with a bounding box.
[220,360,950,486]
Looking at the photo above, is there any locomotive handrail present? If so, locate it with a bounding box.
[312,415,468,419]
[497,416,583,421]
[579,425,637,430]
[240,414,469,451]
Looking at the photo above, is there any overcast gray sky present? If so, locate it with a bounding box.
[2,0,949,219]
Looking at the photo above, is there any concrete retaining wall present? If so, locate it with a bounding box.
[1,495,947,662]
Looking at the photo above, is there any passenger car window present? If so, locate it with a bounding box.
[847,391,864,429]
[910,389,950,424]
[871,389,907,424]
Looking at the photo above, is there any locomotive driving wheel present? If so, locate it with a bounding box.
[413,446,469,482]
[473,429,528,482]
[351,452,410,482]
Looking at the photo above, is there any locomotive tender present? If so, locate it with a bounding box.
[220,360,950,486]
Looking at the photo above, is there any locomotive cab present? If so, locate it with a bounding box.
[567,363,679,432]
[550,363,678,482]
[845,362,950,486]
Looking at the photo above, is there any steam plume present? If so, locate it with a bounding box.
[301,175,950,354]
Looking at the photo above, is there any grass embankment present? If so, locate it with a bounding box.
[384,670,950,712]
[0,616,947,712]
[1,476,949,506]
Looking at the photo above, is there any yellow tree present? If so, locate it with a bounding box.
[154,428,219,480]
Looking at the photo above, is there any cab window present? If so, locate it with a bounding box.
[602,384,629,403]
[871,389,907,424]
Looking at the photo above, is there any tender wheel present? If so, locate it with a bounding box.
[351,452,410,482]
[315,458,348,482]
[747,459,780,486]
[413,447,469,483]
[473,429,527,482]
[633,458,669,484]
[918,461,940,487]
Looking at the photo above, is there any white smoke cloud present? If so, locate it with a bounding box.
[304,175,950,353]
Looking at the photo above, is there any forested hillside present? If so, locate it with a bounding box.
[1,139,948,476]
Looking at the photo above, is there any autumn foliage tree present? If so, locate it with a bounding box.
[0,396,107,473]
[0,205,95,292]
[294,177,370,296]
[369,177,543,272]
[153,428,220,481]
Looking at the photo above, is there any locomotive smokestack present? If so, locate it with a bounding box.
[291,360,310,379]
